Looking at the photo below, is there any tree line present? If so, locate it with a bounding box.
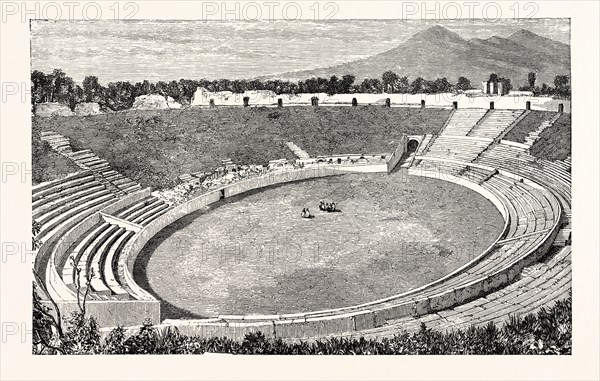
[31,69,570,112]
[519,72,571,98]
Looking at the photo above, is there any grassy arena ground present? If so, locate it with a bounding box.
[34,107,451,189]
[134,171,504,319]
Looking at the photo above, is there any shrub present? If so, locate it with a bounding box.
[35,296,572,355]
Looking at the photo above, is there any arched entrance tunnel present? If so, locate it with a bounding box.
[407,139,420,154]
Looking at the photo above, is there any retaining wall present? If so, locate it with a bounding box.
[190,92,570,113]
[45,299,161,328]
[143,168,559,340]
[386,135,408,172]
[98,165,558,338]
[117,167,344,305]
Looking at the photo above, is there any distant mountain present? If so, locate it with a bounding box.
[507,29,570,60]
[265,26,570,86]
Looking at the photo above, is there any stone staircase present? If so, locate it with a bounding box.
[523,112,562,148]
[467,110,526,140]
[410,134,435,167]
[553,228,572,246]
[286,142,310,160]
[440,109,488,136]
[41,131,73,154]
[40,131,141,196]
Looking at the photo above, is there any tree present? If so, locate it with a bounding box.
[69,85,84,110]
[382,70,400,93]
[528,72,537,89]
[397,76,410,93]
[316,77,329,93]
[554,75,570,97]
[434,77,452,93]
[179,79,200,104]
[554,75,569,89]
[340,75,356,94]
[410,77,425,93]
[303,77,320,93]
[359,78,383,93]
[51,69,74,104]
[82,76,101,103]
[104,81,135,111]
[423,79,436,93]
[32,278,64,354]
[31,70,53,104]
[231,79,247,94]
[327,75,339,95]
[456,76,471,91]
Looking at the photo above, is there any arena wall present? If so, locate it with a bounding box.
[190,88,570,112]
[117,167,344,306]
[132,167,559,340]
[104,165,559,339]
[45,299,161,328]
[386,135,408,172]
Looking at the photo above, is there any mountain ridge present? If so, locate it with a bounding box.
[262,26,570,86]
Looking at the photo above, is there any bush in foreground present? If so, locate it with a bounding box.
[35,297,571,355]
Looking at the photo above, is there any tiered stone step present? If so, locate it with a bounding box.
[33,172,96,209]
[342,246,571,338]
[416,136,493,174]
[440,109,488,136]
[40,131,141,196]
[41,131,72,154]
[553,228,572,246]
[61,195,171,300]
[220,158,237,171]
[33,175,117,243]
[415,159,465,177]
[468,110,526,140]
[414,135,433,156]
[523,112,562,148]
[476,143,571,216]
[321,193,567,341]
[286,142,310,160]
[461,166,498,185]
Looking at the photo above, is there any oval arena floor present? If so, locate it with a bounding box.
[134,171,504,319]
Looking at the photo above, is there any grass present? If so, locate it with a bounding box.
[134,171,504,319]
[530,113,571,161]
[33,107,451,189]
[503,110,557,143]
[32,120,80,185]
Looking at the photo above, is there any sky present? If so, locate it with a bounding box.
[30,19,570,84]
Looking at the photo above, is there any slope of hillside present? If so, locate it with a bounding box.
[530,113,571,161]
[503,110,557,143]
[268,26,570,86]
[508,29,570,61]
[34,107,451,189]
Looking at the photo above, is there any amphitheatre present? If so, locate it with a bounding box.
[32,94,572,342]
